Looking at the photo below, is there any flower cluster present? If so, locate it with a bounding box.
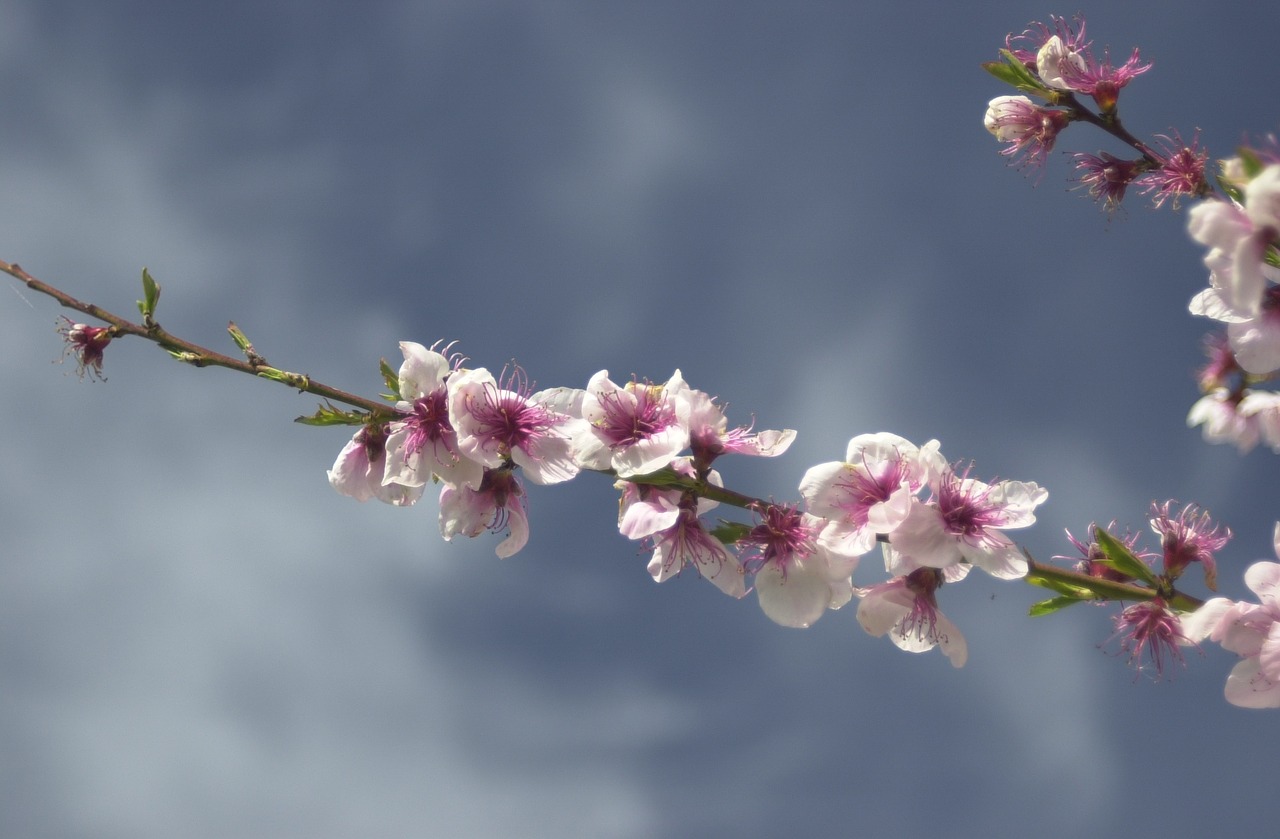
[1186,160,1280,452]
[1054,503,1231,679]
[984,15,1207,211]
[327,346,1047,663]
[1181,523,1280,708]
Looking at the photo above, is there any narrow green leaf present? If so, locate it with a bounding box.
[1028,596,1085,617]
[1093,526,1158,585]
[379,358,402,401]
[294,403,371,427]
[1023,570,1093,599]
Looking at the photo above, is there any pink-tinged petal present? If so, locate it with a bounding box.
[495,503,529,559]
[1244,165,1280,230]
[618,491,681,540]
[856,583,913,637]
[986,480,1048,528]
[932,612,968,668]
[1188,200,1250,252]
[1178,597,1234,644]
[1230,316,1280,376]
[1223,657,1280,708]
[1189,287,1250,322]
[1227,232,1270,315]
[1213,603,1268,657]
[754,559,834,628]
[889,503,961,568]
[1244,560,1280,606]
[513,432,579,485]
[1274,522,1280,561]
[695,546,747,599]
[1257,622,1280,683]
[959,536,1028,580]
[397,341,450,398]
[612,426,687,477]
[737,428,796,457]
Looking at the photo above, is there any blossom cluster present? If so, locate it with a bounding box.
[1181,523,1280,708]
[983,15,1207,210]
[983,16,1280,455]
[327,341,1048,665]
[1186,159,1280,452]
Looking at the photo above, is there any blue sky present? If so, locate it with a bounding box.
[2,2,1278,837]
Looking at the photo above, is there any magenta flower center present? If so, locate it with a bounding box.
[598,383,676,448]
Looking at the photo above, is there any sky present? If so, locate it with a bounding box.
[2,2,1278,837]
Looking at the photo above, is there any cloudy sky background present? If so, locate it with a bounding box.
[2,2,1278,837]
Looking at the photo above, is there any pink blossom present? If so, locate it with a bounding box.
[1181,524,1280,708]
[1057,522,1153,584]
[1187,165,1280,322]
[616,458,745,598]
[56,317,112,381]
[1135,133,1210,209]
[1107,598,1189,679]
[885,464,1047,580]
[1072,152,1141,211]
[439,467,529,558]
[739,504,853,628]
[685,388,795,469]
[857,567,967,668]
[798,433,942,559]
[1004,15,1089,70]
[383,341,483,491]
[448,365,585,485]
[572,369,691,478]
[1150,501,1230,591]
[1054,45,1151,112]
[984,95,1070,171]
[1187,390,1262,454]
[328,423,425,507]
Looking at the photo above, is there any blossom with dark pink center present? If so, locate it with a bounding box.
[448,365,585,485]
[439,467,529,558]
[857,567,967,668]
[572,369,691,478]
[57,316,112,381]
[887,463,1047,579]
[1150,501,1230,590]
[799,433,942,559]
[1055,46,1151,112]
[1108,598,1189,679]
[384,341,483,491]
[617,460,745,598]
[685,388,795,471]
[984,95,1071,171]
[738,504,853,628]
[1135,133,1210,209]
[1072,151,1142,211]
[328,422,425,507]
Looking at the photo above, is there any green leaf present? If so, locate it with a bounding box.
[709,521,752,546]
[379,357,402,401]
[294,403,371,427]
[983,50,1055,98]
[1022,569,1093,599]
[1028,595,1086,617]
[1093,526,1158,585]
[137,267,161,320]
